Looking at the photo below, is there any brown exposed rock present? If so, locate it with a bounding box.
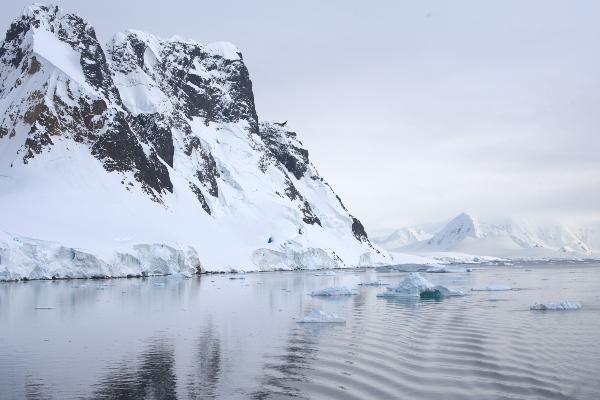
[28,56,41,74]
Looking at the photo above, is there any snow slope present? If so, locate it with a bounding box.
[0,5,390,280]
[371,226,433,249]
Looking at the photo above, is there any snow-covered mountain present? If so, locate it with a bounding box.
[372,226,433,250]
[0,4,390,280]
[396,213,599,259]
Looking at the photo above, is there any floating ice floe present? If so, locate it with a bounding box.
[310,286,357,296]
[377,272,464,298]
[358,281,389,286]
[426,266,470,273]
[313,271,337,276]
[471,284,512,291]
[229,276,246,280]
[298,309,346,323]
[530,301,582,311]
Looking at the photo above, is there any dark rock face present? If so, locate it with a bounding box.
[284,178,321,226]
[183,136,220,198]
[163,41,258,132]
[91,113,173,197]
[258,122,309,180]
[133,113,175,167]
[189,182,211,214]
[351,216,369,242]
[108,32,259,133]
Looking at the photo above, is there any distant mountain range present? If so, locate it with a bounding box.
[373,213,600,260]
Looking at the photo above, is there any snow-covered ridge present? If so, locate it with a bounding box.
[376,213,600,260]
[0,4,389,280]
[372,226,432,249]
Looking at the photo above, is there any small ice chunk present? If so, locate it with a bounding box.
[377,272,463,298]
[426,266,468,273]
[152,282,165,287]
[310,286,357,296]
[229,276,246,280]
[314,271,336,276]
[471,284,512,291]
[530,301,582,311]
[358,281,389,286]
[298,309,345,323]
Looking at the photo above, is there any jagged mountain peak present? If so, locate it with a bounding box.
[107,27,258,130]
[2,3,113,95]
[426,212,481,247]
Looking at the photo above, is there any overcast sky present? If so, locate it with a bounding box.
[2,0,600,230]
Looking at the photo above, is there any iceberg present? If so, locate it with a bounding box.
[530,301,582,311]
[298,309,346,323]
[419,286,465,299]
[310,286,357,296]
[358,281,389,286]
[471,284,512,291]
[377,272,464,298]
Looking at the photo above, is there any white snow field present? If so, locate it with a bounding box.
[377,272,464,298]
[298,309,346,323]
[530,301,582,311]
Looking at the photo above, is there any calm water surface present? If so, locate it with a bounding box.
[1,263,600,399]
